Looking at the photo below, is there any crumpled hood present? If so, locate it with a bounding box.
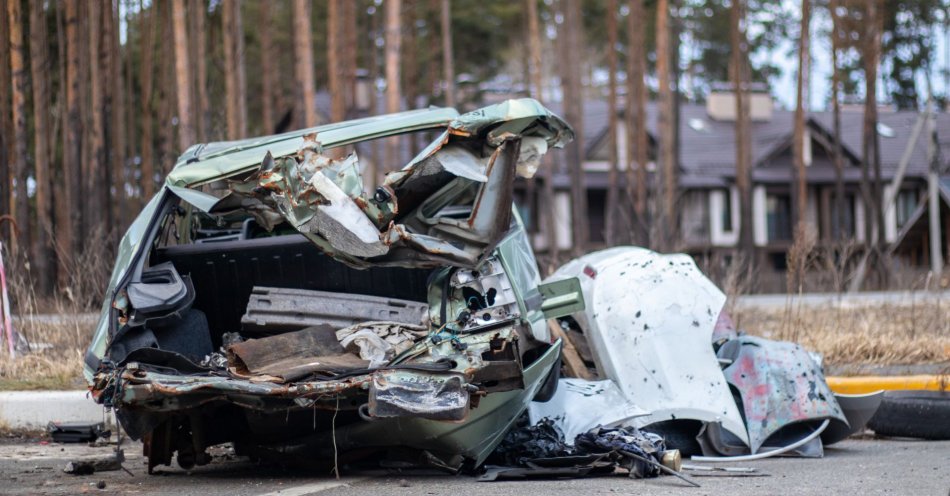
[166,98,572,188]
[722,335,849,453]
[548,247,751,447]
[168,99,573,270]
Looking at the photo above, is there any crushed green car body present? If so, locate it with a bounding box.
[85,99,580,473]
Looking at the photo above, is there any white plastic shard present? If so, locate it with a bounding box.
[430,145,489,182]
[515,136,548,178]
[547,247,751,447]
[528,378,648,444]
[305,170,387,257]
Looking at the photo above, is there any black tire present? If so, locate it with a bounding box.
[532,355,561,402]
[867,390,950,440]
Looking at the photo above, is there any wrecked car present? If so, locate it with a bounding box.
[84,99,584,473]
[546,247,852,459]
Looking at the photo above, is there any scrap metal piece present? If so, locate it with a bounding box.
[619,449,701,487]
[336,321,428,367]
[368,370,470,421]
[429,257,521,332]
[697,420,827,458]
[207,100,571,271]
[546,247,750,447]
[227,325,368,382]
[693,419,831,462]
[63,449,125,475]
[241,286,429,334]
[681,463,760,473]
[722,335,848,454]
[48,422,107,443]
[821,391,884,445]
[528,379,648,443]
[478,464,596,481]
[260,139,395,258]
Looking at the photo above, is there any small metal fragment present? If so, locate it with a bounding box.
[619,450,701,488]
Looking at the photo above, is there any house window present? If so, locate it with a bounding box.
[721,188,733,232]
[587,190,607,244]
[766,193,792,242]
[896,189,918,228]
[841,194,856,238]
[513,188,539,234]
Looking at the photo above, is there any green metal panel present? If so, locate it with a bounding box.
[539,277,586,319]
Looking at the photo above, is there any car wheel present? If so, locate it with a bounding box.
[532,355,561,402]
[867,390,950,440]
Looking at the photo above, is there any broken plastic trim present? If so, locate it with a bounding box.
[126,262,195,325]
[691,420,830,462]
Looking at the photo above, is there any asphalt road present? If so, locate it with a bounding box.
[1,436,947,496]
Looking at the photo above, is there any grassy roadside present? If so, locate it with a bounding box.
[732,300,950,368]
[1,299,948,391]
[0,317,90,391]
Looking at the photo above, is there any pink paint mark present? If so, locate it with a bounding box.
[0,242,14,359]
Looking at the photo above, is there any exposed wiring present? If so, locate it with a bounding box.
[690,419,830,463]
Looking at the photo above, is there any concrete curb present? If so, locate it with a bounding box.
[0,390,106,430]
[826,375,950,395]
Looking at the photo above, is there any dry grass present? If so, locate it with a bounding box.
[733,300,950,366]
[0,317,91,390]
[0,234,111,391]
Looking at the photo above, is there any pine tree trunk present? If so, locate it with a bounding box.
[561,0,588,255]
[656,0,676,251]
[343,0,358,115]
[63,0,83,261]
[139,0,157,201]
[172,0,195,151]
[403,0,419,153]
[384,0,402,167]
[831,0,846,241]
[861,0,880,247]
[87,0,108,238]
[626,0,649,246]
[0,2,11,247]
[189,0,209,141]
[525,0,558,263]
[79,0,93,237]
[292,0,317,129]
[865,0,888,286]
[732,0,754,258]
[525,0,558,264]
[54,1,70,284]
[793,0,810,234]
[123,2,136,209]
[440,0,454,107]
[29,0,55,294]
[328,0,345,124]
[156,1,175,175]
[222,0,247,139]
[259,0,276,133]
[368,4,381,186]
[868,2,885,253]
[7,0,31,258]
[106,0,125,240]
[96,1,113,232]
[526,0,543,103]
[604,0,620,246]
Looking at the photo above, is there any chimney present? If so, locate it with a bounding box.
[706,82,773,122]
[354,69,371,112]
